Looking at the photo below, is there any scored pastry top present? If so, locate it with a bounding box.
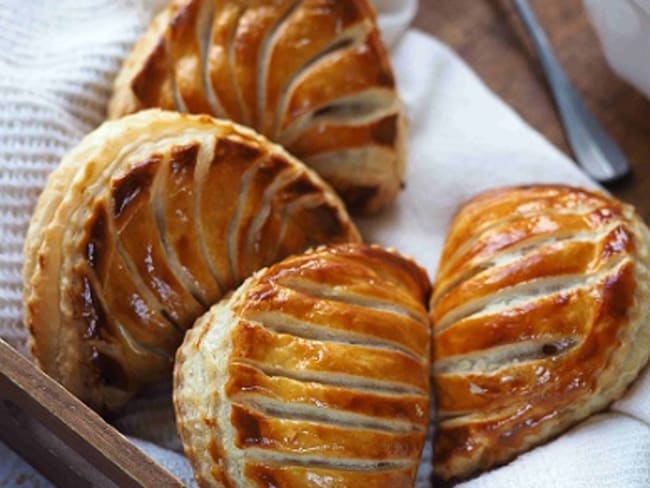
[430,185,650,481]
[109,0,406,213]
[23,109,360,411]
[174,243,432,488]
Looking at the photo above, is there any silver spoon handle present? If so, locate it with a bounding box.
[513,0,629,182]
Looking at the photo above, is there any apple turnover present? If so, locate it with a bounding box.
[431,185,650,481]
[23,109,359,411]
[174,243,432,488]
[109,0,406,213]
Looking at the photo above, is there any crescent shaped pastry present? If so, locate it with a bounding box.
[23,109,360,411]
[108,0,406,214]
[174,243,432,488]
[430,185,650,481]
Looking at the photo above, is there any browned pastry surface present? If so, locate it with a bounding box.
[430,185,650,481]
[174,243,432,487]
[108,0,406,214]
[23,109,360,411]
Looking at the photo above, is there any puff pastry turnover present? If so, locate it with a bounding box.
[430,185,650,481]
[23,109,359,411]
[174,243,432,488]
[108,0,406,213]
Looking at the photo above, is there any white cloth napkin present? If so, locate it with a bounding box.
[0,0,648,487]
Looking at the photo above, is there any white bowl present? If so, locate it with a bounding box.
[583,0,650,99]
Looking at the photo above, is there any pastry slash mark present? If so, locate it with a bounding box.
[111,155,163,220]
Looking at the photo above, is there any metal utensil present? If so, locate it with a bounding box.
[513,0,630,182]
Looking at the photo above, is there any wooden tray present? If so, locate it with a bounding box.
[0,338,184,487]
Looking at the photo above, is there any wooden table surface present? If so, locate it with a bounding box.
[415,0,650,221]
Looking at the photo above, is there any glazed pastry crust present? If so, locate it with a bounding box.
[108,0,406,214]
[23,109,359,411]
[174,243,432,488]
[430,185,650,482]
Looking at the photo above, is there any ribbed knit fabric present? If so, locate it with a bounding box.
[0,0,162,352]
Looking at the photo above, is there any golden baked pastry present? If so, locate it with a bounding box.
[174,243,432,488]
[430,185,650,481]
[23,109,360,411]
[108,0,406,214]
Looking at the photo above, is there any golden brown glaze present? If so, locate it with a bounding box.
[430,185,650,482]
[173,243,432,487]
[244,464,414,488]
[23,110,360,411]
[109,0,406,214]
